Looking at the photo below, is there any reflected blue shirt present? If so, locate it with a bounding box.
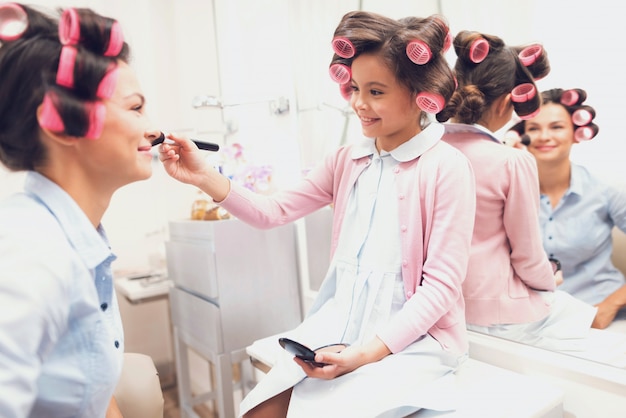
[0,172,124,418]
[539,164,626,305]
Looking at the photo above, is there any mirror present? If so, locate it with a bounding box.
[280,0,626,370]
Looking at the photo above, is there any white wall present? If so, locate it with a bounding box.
[3,0,623,267]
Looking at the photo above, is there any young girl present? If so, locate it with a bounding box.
[0,4,159,417]
[438,31,598,352]
[510,88,626,330]
[160,11,476,418]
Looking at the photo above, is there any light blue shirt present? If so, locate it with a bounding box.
[539,164,626,305]
[0,171,124,418]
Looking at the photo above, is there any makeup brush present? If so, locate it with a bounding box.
[520,134,531,146]
[151,132,220,152]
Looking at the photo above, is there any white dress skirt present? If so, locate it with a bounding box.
[239,150,465,417]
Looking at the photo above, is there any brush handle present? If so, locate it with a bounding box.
[193,140,220,152]
[152,132,220,152]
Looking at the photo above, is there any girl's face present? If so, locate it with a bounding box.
[524,102,574,164]
[76,62,157,191]
[349,53,421,149]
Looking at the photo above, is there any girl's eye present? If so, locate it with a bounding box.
[371,89,382,96]
[132,104,144,112]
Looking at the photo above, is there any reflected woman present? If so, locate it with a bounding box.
[510,88,626,330]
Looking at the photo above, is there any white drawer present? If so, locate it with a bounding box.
[169,286,223,354]
[165,240,218,301]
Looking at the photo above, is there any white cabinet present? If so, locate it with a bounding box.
[166,218,302,417]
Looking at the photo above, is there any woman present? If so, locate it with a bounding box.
[510,88,626,329]
[438,31,597,352]
[0,4,159,417]
[160,11,476,418]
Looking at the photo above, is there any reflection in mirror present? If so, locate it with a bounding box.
[286,0,626,370]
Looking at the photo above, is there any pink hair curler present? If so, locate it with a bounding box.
[339,82,352,101]
[58,8,80,45]
[511,83,540,120]
[560,88,586,106]
[329,63,351,84]
[39,93,65,132]
[518,108,540,120]
[511,83,537,102]
[415,92,445,114]
[84,101,106,139]
[469,38,489,63]
[56,45,77,88]
[103,20,123,57]
[332,36,355,59]
[96,64,119,99]
[406,40,432,65]
[574,124,598,142]
[0,2,28,41]
[572,106,595,126]
[518,44,543,67]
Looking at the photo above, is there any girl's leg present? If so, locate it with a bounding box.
[243,388,292,418]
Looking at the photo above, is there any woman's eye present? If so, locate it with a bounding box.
[132,104,144,112]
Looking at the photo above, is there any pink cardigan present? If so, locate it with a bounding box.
[442,124,555,326]
[220,139,476,356]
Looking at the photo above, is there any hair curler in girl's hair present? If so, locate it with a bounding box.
[416,92,445,114]
[574,123,599,142]
[406,39,432,65]
[339,82,352,101]
[518,44,549,80]
[560,88,587,106]
[511,83,541,120]
[468,38,489,63]
[0,2,28,41]
[572,105,596,126]
[332,36,355,59]
[329,63,351,84]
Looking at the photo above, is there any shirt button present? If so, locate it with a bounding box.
[402,260,408,267]
[393,168,400,174]
[398,194,405,200]
[100,303,108,311]
[114,340,120,349]
[549,217,553,221]
[548,236,552,240]
[406,291,413,298]
[400,225,407,232]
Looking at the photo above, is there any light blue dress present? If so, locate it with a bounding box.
[0,172,124,418]
[240,141,461,417]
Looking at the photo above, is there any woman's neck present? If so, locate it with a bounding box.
[536,158,571,208]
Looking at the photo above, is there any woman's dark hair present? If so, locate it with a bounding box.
[509,88,599,141]
[330,11,456,117]
[437,30,550,124]
[0,4,130,171]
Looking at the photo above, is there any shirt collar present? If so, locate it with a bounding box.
[567,164,585,197]
[24,171,115,270]
[350,122,445,162]
[443,122,501,143]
